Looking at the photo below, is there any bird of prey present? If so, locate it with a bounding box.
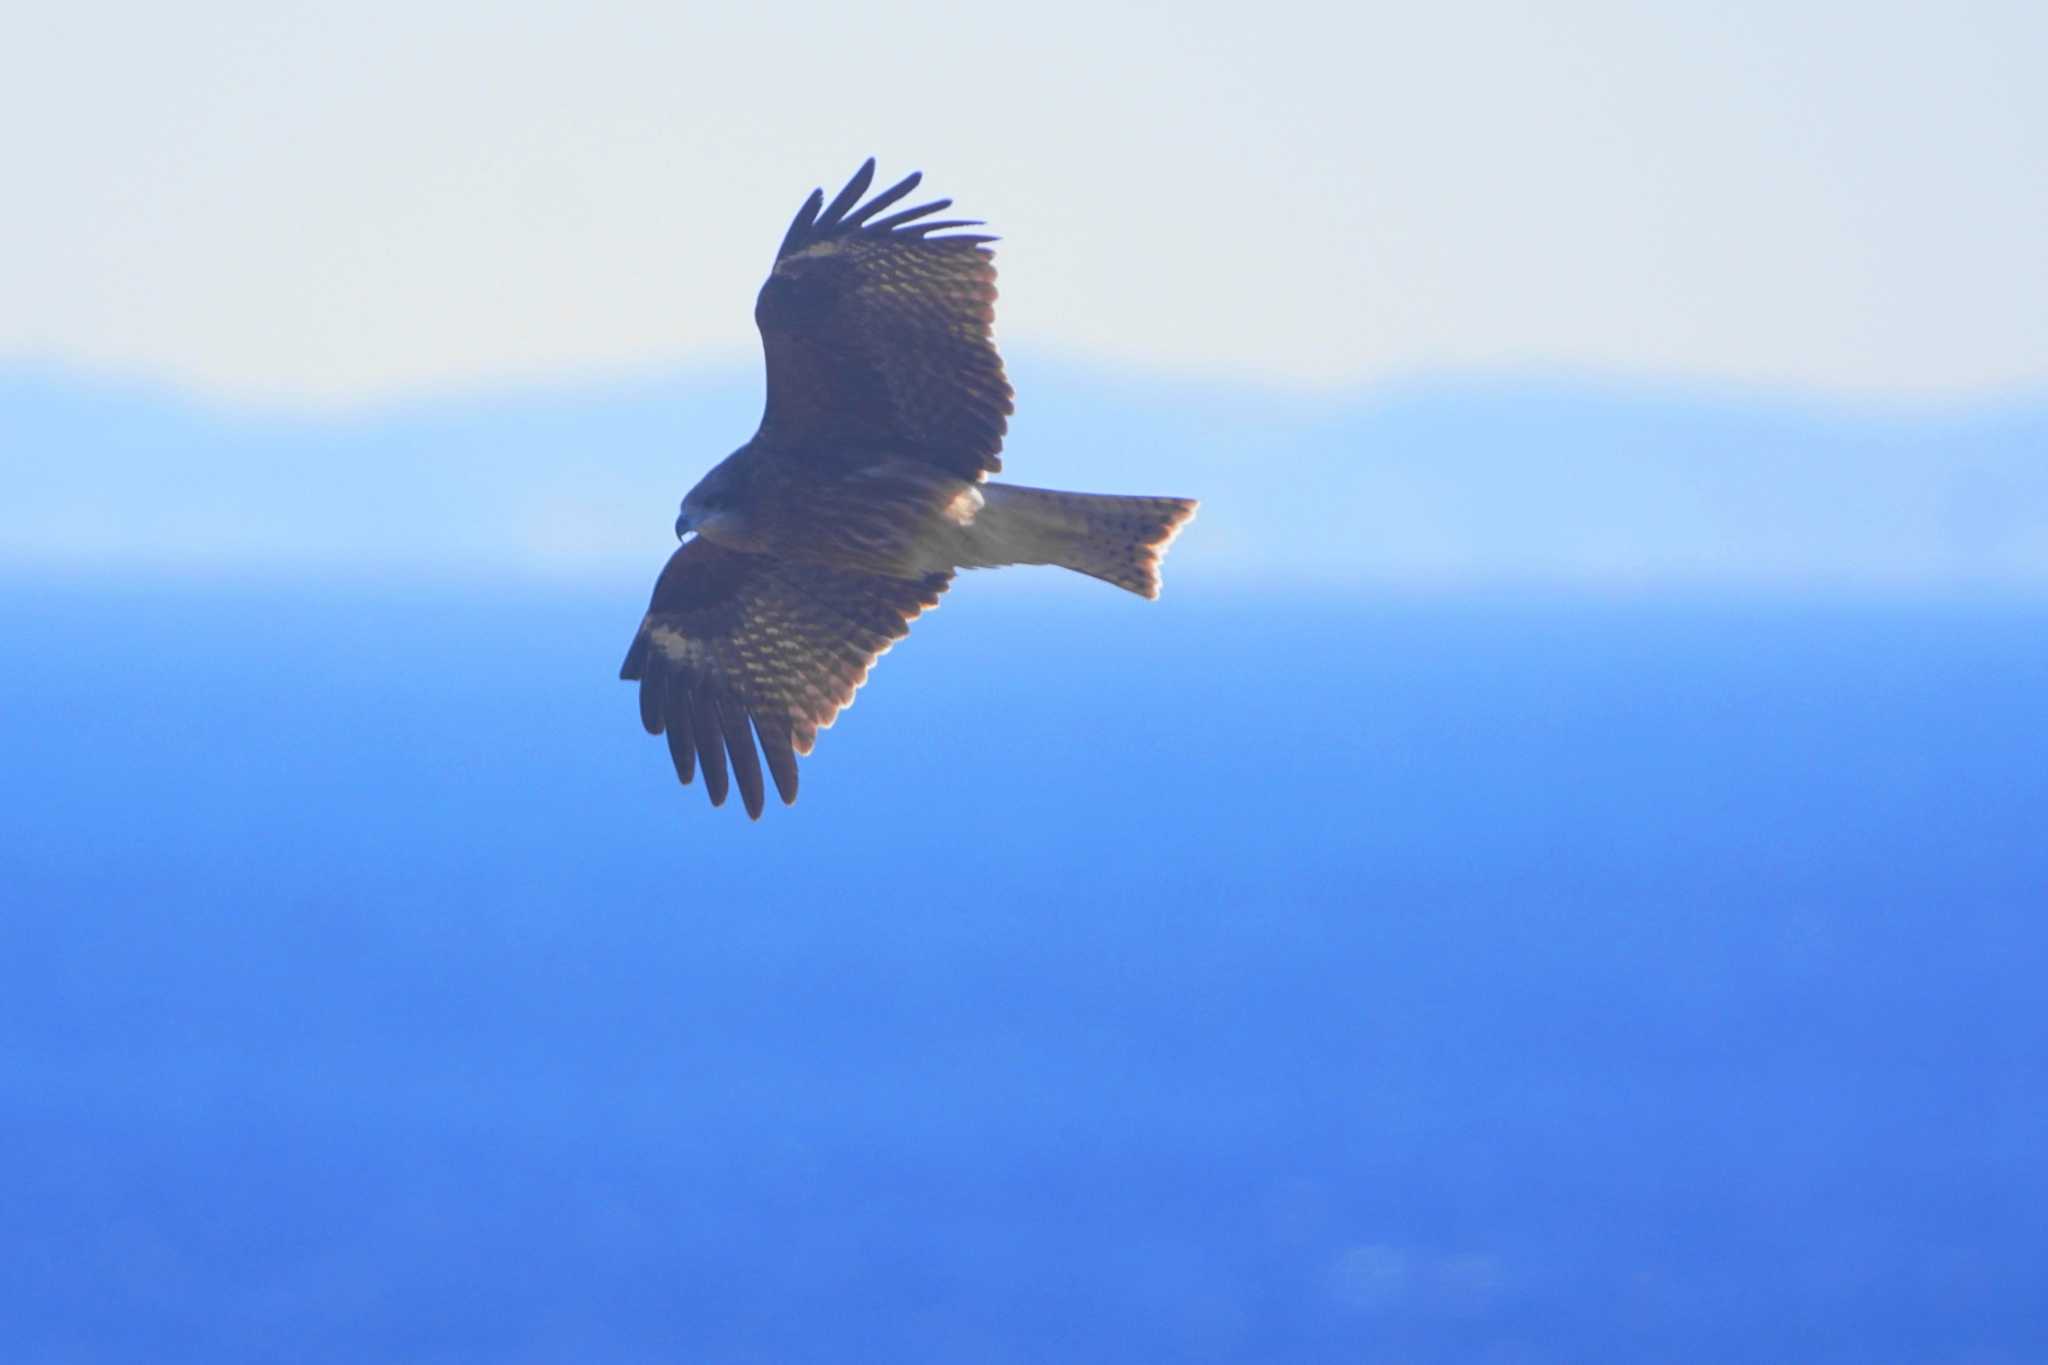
[620,160,1197,818]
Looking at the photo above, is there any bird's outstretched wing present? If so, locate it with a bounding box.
[752,158,1015,480]
[619,537,951,819]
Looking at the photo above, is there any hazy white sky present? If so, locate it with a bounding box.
[5,0,2044,404]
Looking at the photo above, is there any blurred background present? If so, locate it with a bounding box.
[4,2,2045,1360]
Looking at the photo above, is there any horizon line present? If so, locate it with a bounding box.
[6,349,2046,426]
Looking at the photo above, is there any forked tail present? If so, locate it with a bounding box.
[964,483,1199,598]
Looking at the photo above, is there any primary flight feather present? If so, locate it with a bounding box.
[620,160,1198,818]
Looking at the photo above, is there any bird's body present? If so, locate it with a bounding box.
[622,161,1197,817]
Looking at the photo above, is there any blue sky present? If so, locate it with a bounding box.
[5,0,2045,404]
[7,12,2048,1352]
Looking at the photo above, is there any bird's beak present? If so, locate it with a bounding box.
[674,511,693,541]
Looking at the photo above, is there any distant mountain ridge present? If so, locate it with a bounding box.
[5,360,2045,592]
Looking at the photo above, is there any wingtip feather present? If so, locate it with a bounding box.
[842,169,922,227]
[818,158,876,228]
[637,660,665,735]
[721,698,767,820]
[664,676,697,785]
[691,689,730,807]
[778,163,993,252]
[776,187,826,259]
[756,720,801,806]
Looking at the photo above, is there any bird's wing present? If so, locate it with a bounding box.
[619,536,951,818]
[752,159,1015,481]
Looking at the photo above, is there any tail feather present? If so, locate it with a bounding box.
[963,483,1198,598]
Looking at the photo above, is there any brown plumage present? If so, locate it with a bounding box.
[620,160,1197,818]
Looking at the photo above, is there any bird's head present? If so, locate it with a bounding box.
[676,451,756,546]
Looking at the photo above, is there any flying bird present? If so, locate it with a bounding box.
[620,160,1197,818]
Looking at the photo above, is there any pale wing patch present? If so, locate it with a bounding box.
[943,484,986,526]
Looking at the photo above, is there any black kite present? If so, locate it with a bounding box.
[620,161,1197,817]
